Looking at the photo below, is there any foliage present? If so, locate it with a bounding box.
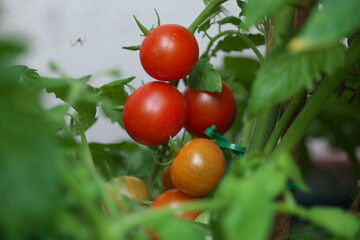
[1,0,360,240]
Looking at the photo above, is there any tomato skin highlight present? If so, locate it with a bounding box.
[184,82,236,138]
[123,81,187,146]
[171,138,226,197]
[140,24,199,81]
[150,189,201,220]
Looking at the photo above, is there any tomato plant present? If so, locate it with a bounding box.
[150,189,201,220]
[184,82,236,138]
[171,138,226,197]
[2,1,360,240]
[140,24,199,81]
[122,81,187,145]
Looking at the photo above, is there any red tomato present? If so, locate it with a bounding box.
[122,81,187,145]
[140,24,199,81]
[150,189,201,220]
[171,138,226,197]
[184,82,236,138]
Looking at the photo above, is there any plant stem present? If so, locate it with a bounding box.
[245,7,295,154]
[58,163,112,240]
[204,30,265,63]
[264,90,307,154]
[68,113,96,173]
[272,36,360,156]
[188,0,228,33]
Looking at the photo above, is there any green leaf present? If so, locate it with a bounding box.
[242,0,296,29]
[96,77,133,125]
[222,56,261,90]
[122,45,140,51]
[148,217,205,240]
[217,16,241,26]
[214,153,292,240]
[133,15,150,36]
[289,0,360,51]
[303,207,360,239]
[248,43,346,118]
[212,34,265,56]
[89,142,139,179]
[0,67,63,239]
[290,235,329,240]
[188,56,222,92]
[0,38,27,64]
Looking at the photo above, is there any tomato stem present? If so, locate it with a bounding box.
[264,90,307,154]
[188,0,228,34]
[204,30,265,63]
[245,7,295,154]
[67,113,96,173]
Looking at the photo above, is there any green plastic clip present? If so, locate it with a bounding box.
[204,125,247,158]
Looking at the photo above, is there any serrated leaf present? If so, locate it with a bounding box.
[188,56,222,92]
[303,207,360,239]
[289,0,360,51]
[242,0,296,29]
[212,34,265,56]
[248,43,346,118]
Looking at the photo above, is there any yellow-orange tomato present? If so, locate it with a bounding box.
[161,165,176,190]
[106,176,151,203]
[150,189,201,220]
[171,138,226,197]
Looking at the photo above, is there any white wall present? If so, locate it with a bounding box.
[0,0,240,143]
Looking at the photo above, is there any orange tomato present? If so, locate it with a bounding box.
[171,138,226,197]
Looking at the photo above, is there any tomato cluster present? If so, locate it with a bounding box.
[121,24,235,227]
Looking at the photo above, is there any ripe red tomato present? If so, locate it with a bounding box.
[184,82,236,138]
[122,81,187,145]
[140,24,199,81]
[150,189,201,220]
[171,138,226,197]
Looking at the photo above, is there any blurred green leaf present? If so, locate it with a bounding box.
[290,0,360,51]
[290,235,328,240]
[0,67,63,239]
[223,56,260,89]
[303,207,360,239]
[148,217,205,240]
[217,16,241,26]
[188,56,222,92]
[242,0,296,29]
[212,34,264,56]
[96,77,133,126]
[0,39,27,64]
[89,142,154,181]
[248,43,345,118]
[213,152,293,240]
